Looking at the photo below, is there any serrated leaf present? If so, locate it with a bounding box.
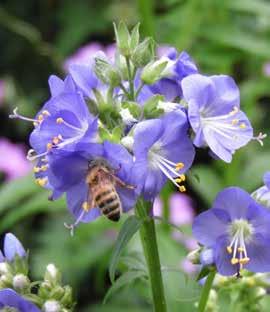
[103,270,146,304]
[109,215,142,283]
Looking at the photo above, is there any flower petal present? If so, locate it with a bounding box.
[4,233,26,261]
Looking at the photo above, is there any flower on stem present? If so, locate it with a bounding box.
[131,111,195,200]
[44,141,137,233]
[193,187,270,276]
[252,172,270,207]
[182,74,253,162]
[3,233,26,262]
[0,289,40,311]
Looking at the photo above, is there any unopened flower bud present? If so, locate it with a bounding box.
[43,300,61,312]
[254,287,267,298]
[0,274,12,288]
[187,248,201,265]
[12,273,30,290]
[200,248,214,266]
[0,262,10,275]
[141,57,175,85]
[119,108,137,125]
[94,58,121,87]
[50,285,65,300]
[45,263,61,285]
[131,37,155,67]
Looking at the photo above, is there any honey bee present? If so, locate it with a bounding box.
[85,159,134,221]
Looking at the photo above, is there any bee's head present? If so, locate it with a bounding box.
[88,157,112,171]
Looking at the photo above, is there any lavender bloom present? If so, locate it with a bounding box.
[47,74,76,98]
[0,289,40,312]
[182,74,253,162]
[131,111,195,200]
[46,141,137,228]
[28,92,98,159]
[149,49,198,101]
[3,233,26,261]
[200,249,214,266]
[0,139,31,181]
[193,187,270,276]
[252,172,270,207]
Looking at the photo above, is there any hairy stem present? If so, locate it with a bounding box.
[198,270,216,312]
[136,199,167,312]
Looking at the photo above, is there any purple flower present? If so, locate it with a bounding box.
[182,74,253,162]
[131,111,195,200]
[46,141,137,229]
[28,92,98,159]
[47,74,76,98]
[0,138,31,181]
[0,289,40,311]
[252,172,270,207]
[200,249,214,266]
[64,42,116,70]
[0,233,26,262]
[193,187,270,276]
[149,50,198,101]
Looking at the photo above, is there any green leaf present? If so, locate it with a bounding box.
[103,270,147,304]
[196,266,211,282]
[0,174,39,214]
[109,216,142,283]
[143,95,164,118]
[129,23,140,50]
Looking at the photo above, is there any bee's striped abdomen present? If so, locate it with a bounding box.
[95,187,122,222]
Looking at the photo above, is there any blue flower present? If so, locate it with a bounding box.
[28,91,98,160]
[3,233,26,262]
[182,74,253,162]
[131,111,195,200]
[0,289,40,312]
[48,74,76,97]
[149,50,198,101]
[46,142,137,230]
[193,187,270,276]
[252,172,270,208]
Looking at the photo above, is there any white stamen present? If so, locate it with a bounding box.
[9,107,38,123]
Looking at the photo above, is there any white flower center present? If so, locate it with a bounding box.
[226,218,254,268]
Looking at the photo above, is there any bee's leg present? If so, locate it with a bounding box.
[114,175,135,189]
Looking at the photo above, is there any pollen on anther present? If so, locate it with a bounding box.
[231,258,239,265]
[33,166,40,173]
[179,185,186,192]
[35,178,48,187]
[239,257,250,265]
[226,246,232,254]
[56,117,64,124]
[33,121,39,127]
[175,162,184,171]
[231,119,239,126]
[47,143,53,150]
[82,201,90,211]
[37,114,44,122]
[239,123,246,129]
[42,110,50,116]
[52,137,60,145]
[237,247,244,252]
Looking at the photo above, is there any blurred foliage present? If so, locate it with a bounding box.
[1,0,270,310]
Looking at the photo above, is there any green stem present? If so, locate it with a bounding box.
[198,271,216,312]
[126,57,135,101]
[136,200,167,312]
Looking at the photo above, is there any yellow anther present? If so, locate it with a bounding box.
[179,185,186,192]
[231,119,239,126]
[226,246,232,254]
[35,178,48,187]
[229,106,239,116]
[231,258,239,265]
[47,143,53,150]
[42,110,50,116]
[237,247,244,252]
[52,137,60,145]
[33,166,40,173]
[41,165,48,172]
[239,257,250,265]
[239,123,246,129]
[33,121,39,127]
[175,162,184,171]
[56,117,64,124]
[82,201,90,211]
[179,174,185,181]
[38,114,44,122]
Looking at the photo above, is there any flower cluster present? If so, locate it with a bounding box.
[0,233,74,311]
[10,23,258,233]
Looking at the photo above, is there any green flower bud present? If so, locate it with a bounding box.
[44,264,61,286]
[141,57,174,85]
[43,300,61,312]
[0,273,13,288]
[12,273,30,291]
[94,58,121,87]
[60,286,73,307]
[187,248,201,265]
[0,262,11,275]
[50,285,65,300]
[131,38,155,68]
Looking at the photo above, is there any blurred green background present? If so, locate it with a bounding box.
[0,0,270,311]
